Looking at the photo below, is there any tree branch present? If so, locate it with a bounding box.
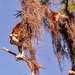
[65,0,68,11]
[0,47,17,56]
[0,47,45,73]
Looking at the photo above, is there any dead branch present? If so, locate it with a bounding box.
[0,47,45,75]
[0,47,17,56]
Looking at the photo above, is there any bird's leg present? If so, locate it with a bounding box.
[16,46,22,58]
[21,46,27,57]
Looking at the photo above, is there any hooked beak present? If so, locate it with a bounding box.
[9,34,12,38]
[10,40,13,44]
[9,34,13,44]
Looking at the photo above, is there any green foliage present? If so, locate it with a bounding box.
[14,10,22,18]
[61,0,66,4]
[68,2,75,12]
[59,2,75,13]
[40,0,49,5]
[14,0,49,18]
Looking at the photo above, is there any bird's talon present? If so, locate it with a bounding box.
[20,55,24,58]
[15,54,21,59]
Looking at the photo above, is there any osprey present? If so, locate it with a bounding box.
[10,22,28,58]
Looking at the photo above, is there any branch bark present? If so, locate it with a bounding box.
[0,47,17,56]
[65,0,68,11]
[0,47,45,75]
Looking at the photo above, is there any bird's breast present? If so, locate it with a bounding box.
[11,37,22,46]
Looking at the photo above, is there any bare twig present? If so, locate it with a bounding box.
[37,41,55,47]
[0,47,17,56]
[35,40,68,52]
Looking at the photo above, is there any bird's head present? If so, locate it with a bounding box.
[9,34,18,44]
[10,34,18,38]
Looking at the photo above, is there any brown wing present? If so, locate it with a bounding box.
[19,28,28,41]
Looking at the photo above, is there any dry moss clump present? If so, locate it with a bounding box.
[19,0,75,74]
